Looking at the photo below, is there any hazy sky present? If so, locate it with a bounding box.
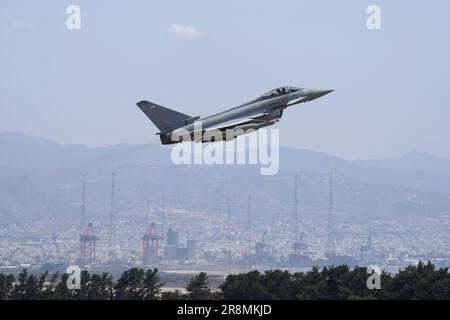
[1,0,449,159]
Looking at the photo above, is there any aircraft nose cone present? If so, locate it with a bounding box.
[303,88,333,102]
[310,89,334,99]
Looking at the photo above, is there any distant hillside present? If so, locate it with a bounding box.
[1,132,450,224]
[356,151,450,175]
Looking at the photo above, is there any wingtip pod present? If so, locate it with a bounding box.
[137,100,150,108]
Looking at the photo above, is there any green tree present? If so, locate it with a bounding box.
[114,268,145,300]
[3,262,449,301]
[0,273,15,300]
[291,267,324,299]
[384,261,450,300]
[12,269,47,300]
[161,289,185,300]
[321,265,353,299]
[52,273,74,300]
[143,268,164,300]
[42,272,61,299]
[186,272,213,300]
[220,270,267,299]
[72,270,91,300]
[261,269,292,299]
[87,272,114,300]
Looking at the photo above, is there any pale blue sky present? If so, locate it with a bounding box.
[1,0,449,159]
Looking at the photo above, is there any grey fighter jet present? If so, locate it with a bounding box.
[137,86,333,144]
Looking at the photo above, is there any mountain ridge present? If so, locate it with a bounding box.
[1,132,450,224]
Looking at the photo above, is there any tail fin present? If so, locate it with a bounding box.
[137,100,192,132]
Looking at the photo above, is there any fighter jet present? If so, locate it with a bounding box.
[136,86,333,144]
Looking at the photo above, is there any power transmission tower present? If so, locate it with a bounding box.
[146,197,150,227]
[227,197,231,262]
[52,232,60,260]
[107,172,116,263]
[247,194,251,256]
[327,171,336,257]
[161,194,166,238]
[80,175,86,235]
[294,173,299,242]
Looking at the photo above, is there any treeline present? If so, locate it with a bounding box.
[0,261,449,300]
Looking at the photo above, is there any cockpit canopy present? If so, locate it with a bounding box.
[261,86,302,98]
[234,86,304,109]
